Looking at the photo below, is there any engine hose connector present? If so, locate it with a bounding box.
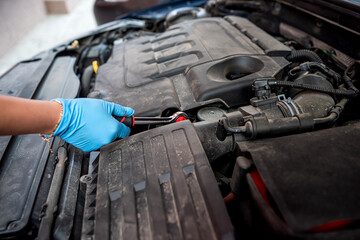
[314,98,349,125]
[343,74,359,94]
[243,113,314,139]
[288,62,342,87]
[277,94,301,117]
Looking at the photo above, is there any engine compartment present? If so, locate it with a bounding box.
[0,0,360,239]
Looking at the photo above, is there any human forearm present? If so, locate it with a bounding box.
[0,95,61,135]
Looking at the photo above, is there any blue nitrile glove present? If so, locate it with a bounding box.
[52,98,134,152]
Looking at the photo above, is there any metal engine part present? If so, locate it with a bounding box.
[165,7,209,27]
[197,107,227,121]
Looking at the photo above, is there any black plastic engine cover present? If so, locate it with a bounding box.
[0,54,80,237]
[82,120,234,240]
[239,123,360,237]
[94,16,290,116]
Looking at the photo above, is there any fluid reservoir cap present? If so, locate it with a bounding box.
[197,107,227,121]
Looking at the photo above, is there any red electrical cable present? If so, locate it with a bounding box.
[224,192,235,203]
[250,170,270,205]
[308,219,356,233]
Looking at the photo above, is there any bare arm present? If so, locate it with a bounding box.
[0,95,61,135]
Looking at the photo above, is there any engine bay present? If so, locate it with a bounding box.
[0,0,360,239]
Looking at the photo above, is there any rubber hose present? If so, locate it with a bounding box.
[222,118,246,133]
[286,49,322,63]
[80,65,94,97]
[267,80,357,97]
[314,98,349,124]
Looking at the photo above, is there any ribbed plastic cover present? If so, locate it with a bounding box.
[84,120,234,240]
[95,16,289,116]
[0,55,80,236]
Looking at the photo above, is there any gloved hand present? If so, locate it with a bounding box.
[52,98,134,152]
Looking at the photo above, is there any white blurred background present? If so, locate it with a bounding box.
[0,0,97,76]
